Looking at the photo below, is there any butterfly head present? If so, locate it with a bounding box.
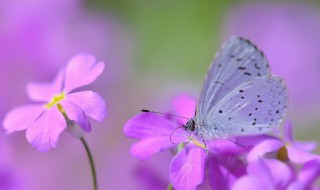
[184,118,196,132]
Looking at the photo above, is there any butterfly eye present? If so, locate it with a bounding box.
[189,120,196,131]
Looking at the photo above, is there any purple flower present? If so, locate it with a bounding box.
[124,92,320,190]
[247,121,319,164]
[232,158,293,190]
[233,158,320,190]
[223,2,320,109]
[124,94,273,190]
[124,94,205,189]
[124,94,197,160]
[0,0,133,116]
[3,53,106,152]
[288,159,320,190]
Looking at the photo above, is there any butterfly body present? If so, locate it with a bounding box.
[185,37,288,140]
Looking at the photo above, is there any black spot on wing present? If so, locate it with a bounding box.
[254,63,261,70]
[215,81,225,85]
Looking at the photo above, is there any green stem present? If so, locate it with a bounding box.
[167,183,173,190]
[80,137,98,190]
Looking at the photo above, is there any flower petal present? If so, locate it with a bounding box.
[209,157,236,190]
[67,91,106,121]
[171,94,196,124]
[26,107,66,152]
[207,136,277,157]
[63,53,104,93]
[246,159,292,188]
[130,137,183,160]
[295,159,320,189]
[260,159,292,188]
[235,135,277,147]
[60,100,91,132]
[3,104,44,134]
[292,141,318,152]
[232,176,264,190]
[247,139,283,162]
[170,148,207,190]
[26,70,64,102]
[287,146,320,164]
[207,139,246,157]
[123,113,186,140]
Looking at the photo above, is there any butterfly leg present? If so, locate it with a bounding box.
[199,134,209,155]
[185,133,194,145]
[202,138,209,155]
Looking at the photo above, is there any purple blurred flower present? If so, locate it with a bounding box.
[233,158,320,190]
[247,121,319,164]
[124,94,273,190]
[0,0,132,115]
[288,159,320,190]
[223,2,320,109]
[133,162,167,190]
[0,0,132,189]
[3,53,106,152]
[124,95,206,189]
[232,158,293,190]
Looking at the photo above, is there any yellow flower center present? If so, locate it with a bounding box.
[45,91,66,108]
[276,146,289,162]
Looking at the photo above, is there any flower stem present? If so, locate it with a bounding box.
[167,183,173,190]
[80,137,98,190]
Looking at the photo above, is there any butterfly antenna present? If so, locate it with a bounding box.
[141,109,190,121]
[170,126,185,144]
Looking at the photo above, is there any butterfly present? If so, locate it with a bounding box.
[143,36,288,143]
[181,36,289,140]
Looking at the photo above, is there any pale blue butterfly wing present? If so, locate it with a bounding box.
[195,36,288,139]
[197,76,288,139]
[197,37,270,123]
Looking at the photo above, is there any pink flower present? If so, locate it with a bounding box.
[247,121,319,164]
[232,158,293,190]
[232,158,320,190]
[124,95,206,189]
[0,0,133,116]
[288,159,320,190]
[3,53,106,152]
